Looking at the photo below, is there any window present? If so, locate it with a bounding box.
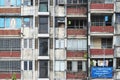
[55,17,65,27]
[23,0,33,6]
[39,17,48,33]
[0,0,21,6]
[0,61,21,72]
[67,61,72,71]
[116,14,120,24]
[24,39,33,48]
[39,0,48,12]
[39,61,48,78]
[23,17,32,27]
[55,61,65,71]
[91,15,112,26]
[24,61,33,70]
[24,61,27,70]
[101,38,112,48]
[67,0,87,4]
[117,59,120,69]
[67,39,87,50]
[56,0,65,5]
[67,19,87,29]
[39,38,48,56]
[55,39,64,49]
[0,38,21,51]
[0,17,32,28]
[0,18,4,28]
[116,36,120,46]
[67,61,86,72]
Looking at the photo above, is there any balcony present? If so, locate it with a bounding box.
[0,30,21,36]
[90,49,114,55]
[66,71,87,79]
[67,29,86,36]
[90,3,114,13]
[67,51,86,58]
[0,8,21,15]
[67,5,87,17]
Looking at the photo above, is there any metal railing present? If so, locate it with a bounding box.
[91,22,112,26]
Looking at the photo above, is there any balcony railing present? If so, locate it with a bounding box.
[90,49,114,55]
[67,29,86,35]
[66,71,87,79]
[0,72,21,79]
[91,22,112,26]
[0,30,21,35]
[67,51,86,57]
[90,3,114,10]
[0,51,21,57]
[90,26,114,33]
[67,6,87,15]
[0,8,21,14]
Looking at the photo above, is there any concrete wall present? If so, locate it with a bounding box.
[55,72,66,80]
[55,50,66,60]
[92,38,101,49]
[55,6,65,16]
[116,2,120,12]
[56,27,65,38]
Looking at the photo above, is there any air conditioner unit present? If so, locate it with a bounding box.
[58,0,65,5]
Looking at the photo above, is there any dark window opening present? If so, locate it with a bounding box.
[91,15,112,26]
[39,61,48,78]
[39,38,48,56]
[117,59,120,69]
[101,38,112,48]
[39,17,48,33]
[55,17,65,27]
[39,0,48,12]
[67,61,72,71]
[67,19,87,29]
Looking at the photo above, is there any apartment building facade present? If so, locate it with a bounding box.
[0,0,120,80]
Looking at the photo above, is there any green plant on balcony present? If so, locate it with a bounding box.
[90,60,94,66]
[12,73,16,80]
[83,53,87,59]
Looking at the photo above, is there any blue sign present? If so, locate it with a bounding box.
[91,67,113,78]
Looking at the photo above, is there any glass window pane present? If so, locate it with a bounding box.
[24,61,27,70]
[29,39,32,48]
[11,0,16,6]
[17,0,21,6]
[39,4,48,12]
[39,17,48,33]
[24,39,27,48]
[0,0,4,6]
[39,38,48,56]
[29,61,32,70]
[72,61,77,72]
[55,40,59,48]
[39,61,48,78]
[0,18,4,28]
[60,40,64,48]
[24,18,30,27]
[6,18,11,28]
[24,0,31,5]
[16,18,21,28]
